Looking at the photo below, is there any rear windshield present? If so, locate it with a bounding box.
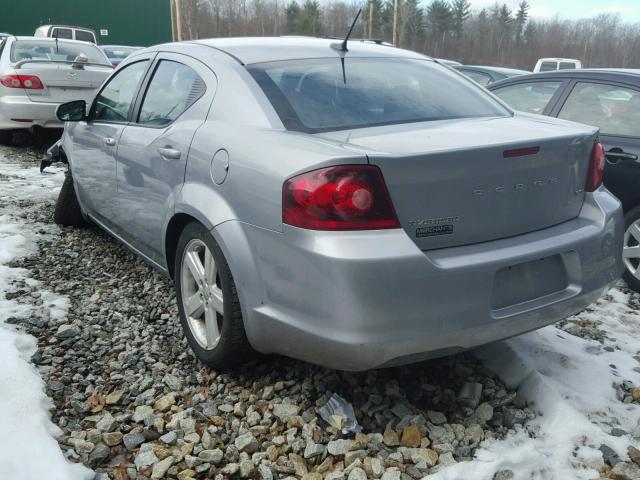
[249,57,509,133]
[102,46,140,60]
[559,62,577,70]
[10,40,109,65]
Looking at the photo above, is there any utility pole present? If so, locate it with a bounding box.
[368,3,373,39]
[392,0,398,47]
[174,0,183,41]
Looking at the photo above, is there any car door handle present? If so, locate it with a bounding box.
[103,137,116,146]
[606,149,638,163]
[157,147,182,160]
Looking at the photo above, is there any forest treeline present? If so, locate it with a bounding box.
[176,0,640,70]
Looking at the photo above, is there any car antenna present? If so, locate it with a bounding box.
[331,8,361,53]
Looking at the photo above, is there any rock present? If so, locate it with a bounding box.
[102,431,123,447]
[290,453,308,476]
[154,393,176,412]
[134,449,159,470]
[262,385,275,400]
[633,388,640,402]
[163,374,182,390]
[235,432,259,452]
[459,382,483,408]
[384,428,400,447]
[475,403,494,424]
[89,443,111,468]
[345,450,367,466]
[71,439,95,454]
[629,446,640,466]
[428,426,455,445]
[348,467,368,480]
[177,469,197,480]
[221,463,240,475]
[123,431,146,450]
[611,461,640,479]
[96,412,116,432]
[600,444,622,466]
[160,431,178,445]
[381,467,402,480]
[304,442,325,459]
[198,449,223,465]
[328,439,352,456]
[493,470,514,480]
[503,408,527,428]
[258,464,274,480]
[105,390,123,405]
[427,411,447,425]
[133,405,154,423]
[151,456,174,479]
[438,452,456,467]
[303,474,323,480]
[239,459,255,478]
[273,403,300,420]
[401,425,422,447]
[364,457,385,478]
[152,444,172,460]
[56,324,80,338]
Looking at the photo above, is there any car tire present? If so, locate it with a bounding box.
[54,171,85,227]
[622,205,640,292]
[174,222,254,370]
[0,130,11,145]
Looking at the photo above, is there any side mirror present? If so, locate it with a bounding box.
[56,100,87,122]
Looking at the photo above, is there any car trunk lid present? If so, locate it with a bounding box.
[14,61,112,103]
[318,115,598,250]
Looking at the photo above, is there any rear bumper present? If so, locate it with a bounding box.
[0,95,62,129]
[216,188,623,371]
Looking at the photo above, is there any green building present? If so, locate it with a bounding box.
[0,0,173,46]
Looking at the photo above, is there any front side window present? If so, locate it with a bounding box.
[138,60,206,126]
[492,81,562,114]
[10,40,109,64]
[93,61,149,123]
[75,30,96,43]
[249,58,509,133]
[539,62,557,72]
[558,82,640,137]
[52,28,72,40]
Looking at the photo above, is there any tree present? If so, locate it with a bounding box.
[285,1,301,34]
[298,0,321,36]
[451,0,471,38]
[515,1,529,43]
[424,0,452,57]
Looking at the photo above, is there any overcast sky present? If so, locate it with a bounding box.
[467,0,640,21]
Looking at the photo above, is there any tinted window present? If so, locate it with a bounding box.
[539,62,557,72]
[559,62,577,70]
[75,30,95,43]
[493,81,562,114]
[138,60,206,126]
[102,46,140,61]
[93,61,149,123]
[460,69,493,86]
[558,82,640,137]
[10,40,108,64]
[52,28,72,39]
[249,58,508,133]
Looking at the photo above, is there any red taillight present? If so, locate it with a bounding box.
[585,140,605,192]
[0,74,44,90]
[283,165,400,230]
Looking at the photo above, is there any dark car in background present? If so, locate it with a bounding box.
[100,45,143,67]
[454,65,530,86]
[489,69,640,290]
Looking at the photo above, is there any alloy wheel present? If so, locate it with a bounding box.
[623,219,640,280]
[180,239,224,350]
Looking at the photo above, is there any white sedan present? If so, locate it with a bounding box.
[0,36,112,143]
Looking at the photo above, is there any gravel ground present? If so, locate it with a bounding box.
[2,143,639,480]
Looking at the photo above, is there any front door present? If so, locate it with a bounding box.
[116,53,215,265]
[71,59,151,227]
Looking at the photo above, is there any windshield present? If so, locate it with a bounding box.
[249,57,509,133]
[10,40,109,65]
[102,46,140,60]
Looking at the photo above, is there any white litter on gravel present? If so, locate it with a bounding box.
[0,156,92,480]
[430,288,640,480]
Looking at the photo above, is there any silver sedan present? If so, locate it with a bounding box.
[0,36,112,143]
[54,37,623,370]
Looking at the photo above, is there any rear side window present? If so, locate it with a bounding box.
[93,60,149,123]
[138,60,206,126]
[558,82,640,137]
[559,62,576,70]
[539,62,557,72]
[492,81,562,114]
[52,28,72,40]
[10,40,109,64]
[75,30,96,43]
[249,58,508,133]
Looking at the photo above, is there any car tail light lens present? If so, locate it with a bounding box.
[585,139,605,192]
[0,74,44,90]
[283,165,400,230]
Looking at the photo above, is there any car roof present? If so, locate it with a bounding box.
[12,36,98,46]
[192,36,429,65]
[457,65,530,75]
[489,68,640,88]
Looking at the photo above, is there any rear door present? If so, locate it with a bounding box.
[552,79,640,209]
[71,58,152,226]
[491,78,569,115]
[115,53,213,264]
